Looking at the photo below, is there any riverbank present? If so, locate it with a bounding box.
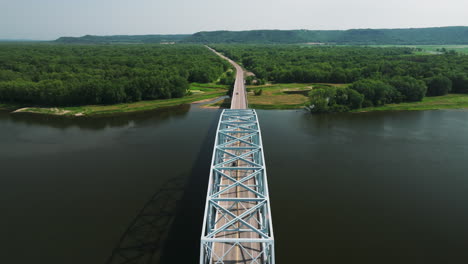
[353,94,468,112]
[246,84,468,112]
[1,89,226,116]
[0,103,22,111]
[3,86,468,116]
[205,90,468,112]
[205,83,343,109]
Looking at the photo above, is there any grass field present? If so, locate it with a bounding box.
[189,83,229,93]
[207,83,347,109]
[353,94,468,112]
[4,83,227,116]
[205,83,311,109]
[417,45,468,54]
[369,45,468,55]
[247,83,311,109]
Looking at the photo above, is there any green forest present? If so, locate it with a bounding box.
[0,44,229,106]
[2,43,468,113]
[212,45,468,112]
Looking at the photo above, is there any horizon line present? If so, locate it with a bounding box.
[2,25,467,41]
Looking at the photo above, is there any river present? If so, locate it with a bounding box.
[1,106,468,264]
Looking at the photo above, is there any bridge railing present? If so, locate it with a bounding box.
[243,79,249,108]
[200,109,274,264]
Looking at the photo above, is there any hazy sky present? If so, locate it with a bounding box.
[1,0,468,40]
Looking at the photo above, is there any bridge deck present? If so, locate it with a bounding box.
[200,110,274,264]
[201,48,274,264]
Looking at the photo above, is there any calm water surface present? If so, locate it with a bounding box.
[1,106,468,264]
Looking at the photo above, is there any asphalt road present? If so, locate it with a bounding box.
[211,131,262,263]
[207,47,261,263]
[206,46,248,109]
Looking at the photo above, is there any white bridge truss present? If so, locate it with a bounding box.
[200,109,274,264]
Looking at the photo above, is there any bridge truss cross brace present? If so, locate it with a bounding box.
[201,109,275,264]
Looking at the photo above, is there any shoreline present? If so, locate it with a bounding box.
[1,92,226,117]
[3,93,468,117]
[351,94,468,113]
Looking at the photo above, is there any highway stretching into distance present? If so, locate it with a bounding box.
[202,47,269,263]
[206,46,248,109]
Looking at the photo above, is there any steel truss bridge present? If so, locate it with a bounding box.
[200,109,274,264]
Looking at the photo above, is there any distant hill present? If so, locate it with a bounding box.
[0,39,42,42]
[183,27,468,45]
[55,27,468,45]
[55,34,190,44]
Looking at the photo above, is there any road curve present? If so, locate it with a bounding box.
[206,46,248,109]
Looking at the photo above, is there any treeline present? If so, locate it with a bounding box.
[56,34,189,44]
[212,45,468,112]
[308,77,423,112]
[186,27,468,45]
[309,75,465,112]
[0,44,228,106]
[54,27,468,45]
[211,45,468,85]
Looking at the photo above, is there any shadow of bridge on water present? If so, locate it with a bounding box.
[106,108,220,264]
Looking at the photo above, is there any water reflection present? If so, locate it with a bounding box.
[0,104,219,264]
[159,111,217,264]
[0,104,191,130]
[258,109,468,264]
[104,104,218,264]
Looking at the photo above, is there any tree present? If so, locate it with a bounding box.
[169,76,188,98]
[426,75,452,96]
[0,44,228,106]
[255,78,266,85]
[330,68,347,83]
[245,76,255,85]
[389,76,427,101]
[309,87,336,113]
[449,73,468,93]
[101,82,126,104]
[309,87,364,113]
[349,79,401,107]
[124,82,142,102]
[219,76,235,85]
[346,88,365,109]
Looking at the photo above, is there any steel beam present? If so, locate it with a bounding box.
[200,109,274,264]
